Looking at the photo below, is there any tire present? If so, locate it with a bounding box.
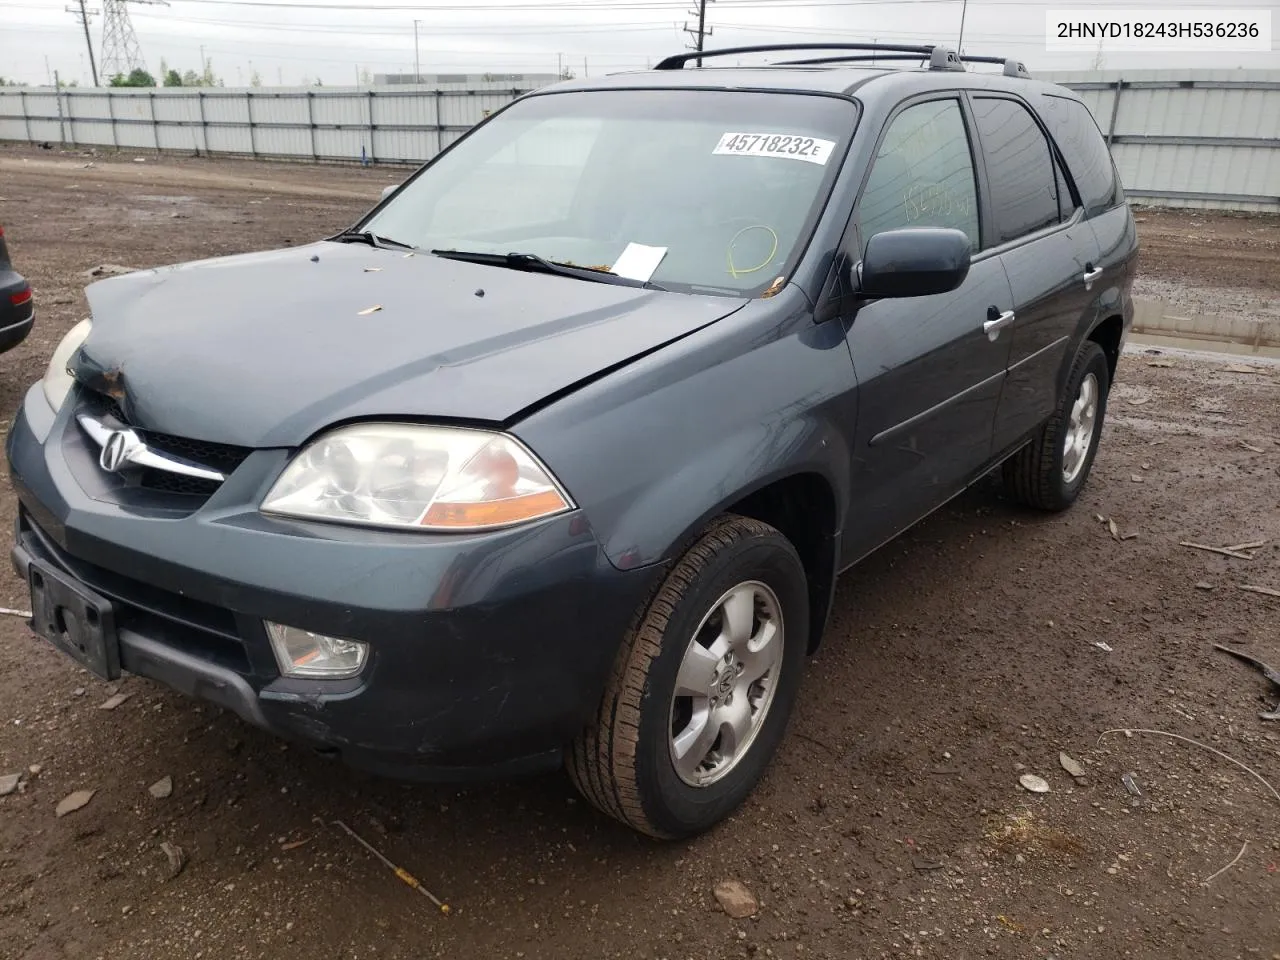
[1003,340,1110,511]
[568,514,809,839]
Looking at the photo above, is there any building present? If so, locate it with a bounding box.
[373,72,562,87]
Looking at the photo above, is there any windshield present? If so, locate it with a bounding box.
[362,89,858,296]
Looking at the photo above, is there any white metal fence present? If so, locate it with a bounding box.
[0,83,529,165]
[2,70,1277,211]
[1042,70,1280,212]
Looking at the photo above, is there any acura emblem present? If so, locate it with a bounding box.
[98,429,139,473]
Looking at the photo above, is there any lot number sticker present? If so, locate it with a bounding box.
[713,132,836,165]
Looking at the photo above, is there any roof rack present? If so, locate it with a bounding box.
[778,54,932,66]
[653,42,1031,78]
[655,43,944,71]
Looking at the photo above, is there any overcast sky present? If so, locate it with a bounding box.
[4,0,1278,88]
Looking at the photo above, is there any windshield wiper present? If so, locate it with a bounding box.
[430,249,664,290]
[331,230,415,251]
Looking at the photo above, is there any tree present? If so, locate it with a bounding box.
[181,69,201,87]
[201,58,222,87]
[249,69,262,87]
[164,69,183,87]
[0,77,27,87]
[109,68,157,88]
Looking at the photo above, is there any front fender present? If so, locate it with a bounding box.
[602,410,851,571]
[514,292,858,571]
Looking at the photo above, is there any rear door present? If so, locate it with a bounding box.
[968,94,1104,453]
[1038,94,1140,326]
[840,94,1015,562]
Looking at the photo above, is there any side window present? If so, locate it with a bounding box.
[1038,95,1120,216]
[857,98,980,250]
[971,97,1059,246]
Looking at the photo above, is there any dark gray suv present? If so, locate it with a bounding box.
[7,43,1137,838]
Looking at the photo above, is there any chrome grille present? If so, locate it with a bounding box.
[80,390,253,499]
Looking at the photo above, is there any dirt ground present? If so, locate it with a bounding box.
[1,145,1279,960]
[1127,207,1280,326]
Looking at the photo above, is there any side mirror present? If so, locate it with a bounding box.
[856,227,972,299]
[380,183,398,201]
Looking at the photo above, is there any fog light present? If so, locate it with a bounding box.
[266,622,368,679]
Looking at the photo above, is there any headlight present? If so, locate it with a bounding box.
[42,318,92,412]
[261,423,573,531]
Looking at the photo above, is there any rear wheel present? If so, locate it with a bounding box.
[1003,340,1110,511]
[568,515,808,838]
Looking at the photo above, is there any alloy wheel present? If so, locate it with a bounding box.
[668,580,784,787]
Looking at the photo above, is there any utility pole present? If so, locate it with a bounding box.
[957,0,969,54]
[54,71,68,143]
[413,19,422,81]
[67,0,100,86]
[684,0,713,67]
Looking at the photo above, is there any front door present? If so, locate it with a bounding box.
[840,95,1014,564]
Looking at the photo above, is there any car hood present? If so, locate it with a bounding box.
[75,241,746,448]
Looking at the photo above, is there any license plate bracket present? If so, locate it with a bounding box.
[28,560,121,681]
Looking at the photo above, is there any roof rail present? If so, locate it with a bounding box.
[778,54,931,66]
[655,43,939,70]
[653,42,1031,78]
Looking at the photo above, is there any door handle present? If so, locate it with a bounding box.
[1082,265,1104,289]
[984,308,1016,341]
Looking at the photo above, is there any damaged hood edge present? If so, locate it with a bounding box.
[72,242,747,448]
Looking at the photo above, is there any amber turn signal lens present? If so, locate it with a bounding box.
[421,489,570,528]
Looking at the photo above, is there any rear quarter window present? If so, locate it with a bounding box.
[1038,95,1121,216]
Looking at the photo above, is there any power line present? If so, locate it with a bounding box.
[160,0,1279,8]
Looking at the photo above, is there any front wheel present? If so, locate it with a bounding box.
[1003,339,1110,511]
[568,515,809,838]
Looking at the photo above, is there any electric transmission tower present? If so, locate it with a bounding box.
[101,0,169,80]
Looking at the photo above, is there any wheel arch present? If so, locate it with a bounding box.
[1086,312,1125,382]
[721,473,840,654]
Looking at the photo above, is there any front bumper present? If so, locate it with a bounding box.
[7,385,661,780]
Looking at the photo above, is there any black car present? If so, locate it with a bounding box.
[0,225,34,353]
[8,43,1137,838]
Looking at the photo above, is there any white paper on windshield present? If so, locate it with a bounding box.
[612,243,668,283]
[713,132,836,165]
